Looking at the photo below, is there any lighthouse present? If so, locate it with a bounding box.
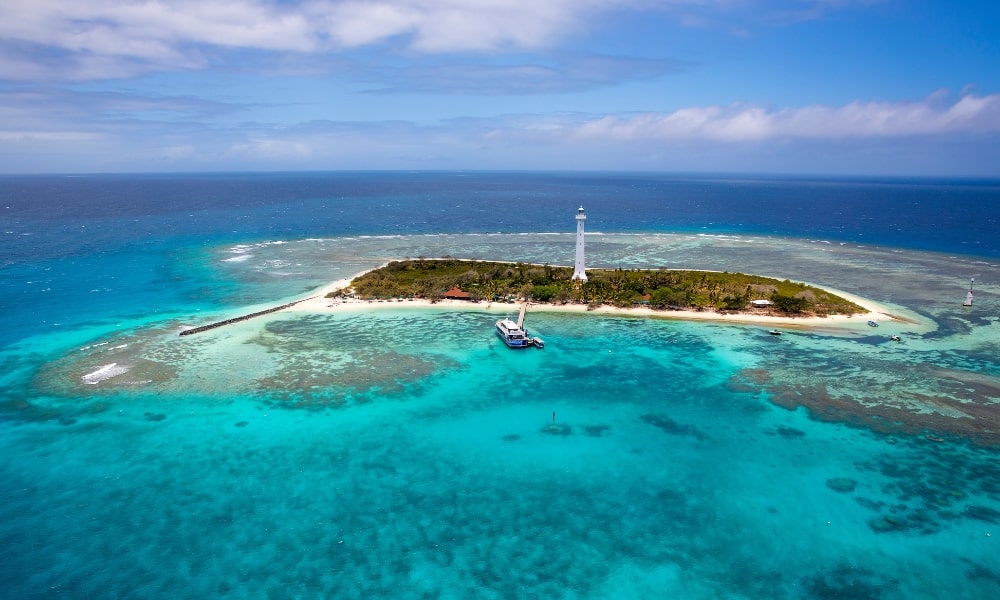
[572,206,588,282]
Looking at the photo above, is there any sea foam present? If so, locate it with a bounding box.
[81,363,129,385]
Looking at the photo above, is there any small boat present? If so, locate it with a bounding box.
[496,304,543,349]
[496,318,531,348]
[963,277,974,306]
[867,320,879,327]
[890,335,901,342]
[768,329,782,336]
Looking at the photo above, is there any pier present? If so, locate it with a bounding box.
[178,296,317,336]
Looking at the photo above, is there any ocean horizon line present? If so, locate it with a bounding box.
[2,169,1000,185]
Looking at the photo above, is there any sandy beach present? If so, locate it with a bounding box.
[283,264,932,333]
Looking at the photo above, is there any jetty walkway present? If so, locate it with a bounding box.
[178,296,318,336]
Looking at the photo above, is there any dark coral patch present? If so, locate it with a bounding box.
[964,505,1000,523]
[804,565,897,599]
[775,426,805,438]
[640,414,705,440]
[868,514,910,533]
[541,424,572,436]
[826,477,857,493]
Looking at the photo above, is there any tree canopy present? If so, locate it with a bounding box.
[330,259,864,317]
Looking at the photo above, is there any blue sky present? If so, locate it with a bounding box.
[1,0,998,175]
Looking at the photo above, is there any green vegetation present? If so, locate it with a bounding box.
[328,259,865,316]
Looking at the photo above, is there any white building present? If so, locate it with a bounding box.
[572,206,588,282]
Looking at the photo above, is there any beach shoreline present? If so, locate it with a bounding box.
[282,263,931,333]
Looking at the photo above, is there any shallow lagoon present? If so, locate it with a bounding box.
[2,232,999,598]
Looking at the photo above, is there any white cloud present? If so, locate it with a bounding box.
[0,130,99,142]
[0,1,779,81]
[0,1,612,61]
[572,93,1000,141]
[160,144,197,159]
[361,55,681,95]
[228,137,314,158]
[1,1,317,53]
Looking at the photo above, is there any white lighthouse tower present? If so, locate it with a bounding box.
[572,206,588,282]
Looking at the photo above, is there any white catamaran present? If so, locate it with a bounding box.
[496,304,544,349]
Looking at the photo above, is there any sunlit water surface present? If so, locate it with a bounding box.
[2,232,999,599]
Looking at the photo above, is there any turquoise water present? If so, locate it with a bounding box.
[2,171,1000,598]
[2,231,999,598]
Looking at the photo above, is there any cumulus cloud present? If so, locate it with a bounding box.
[0,0,626,80]
[0,1,857,81]
[0,1,314,80]
[2,90,998,174]
[573,93,1000,141]
[323,0,592,52]
[198,92,1000,169]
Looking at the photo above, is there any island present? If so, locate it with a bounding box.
[180,206,913,336]
[181,259,909,338]
[325,259,866,317]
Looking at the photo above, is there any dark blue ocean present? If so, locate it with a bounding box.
[1,172,999,598]
[3,172,997,347]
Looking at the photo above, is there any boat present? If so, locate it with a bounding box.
[496,318,531,348]
[496,304,544,349]
[867,320,879,327]
[963,277,974,306]
[768,329,782,336]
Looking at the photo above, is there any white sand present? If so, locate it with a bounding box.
[283,263,931,332]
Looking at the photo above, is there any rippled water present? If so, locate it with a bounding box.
[2,231,998,598]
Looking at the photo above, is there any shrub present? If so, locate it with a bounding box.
[771,293,811,313]
[531,284,560,302]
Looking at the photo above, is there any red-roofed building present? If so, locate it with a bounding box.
[442,287,471,300]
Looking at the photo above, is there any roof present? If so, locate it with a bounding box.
[443,287,471,299]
